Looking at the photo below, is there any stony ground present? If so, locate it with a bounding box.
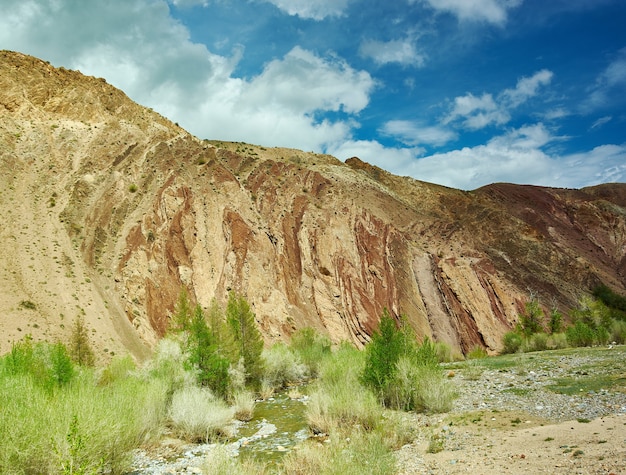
[397,346,626,474]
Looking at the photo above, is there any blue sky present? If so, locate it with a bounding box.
[2,0,625,189]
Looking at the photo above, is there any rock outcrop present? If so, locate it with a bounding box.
[1,51,625,358]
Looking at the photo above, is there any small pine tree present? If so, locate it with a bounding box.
[361,310,405,403]
[518,296,544,336]
[50,342,74,386]
[547,306,563,334]
[69,315,95,367]
[226,292,264,389]
[172,288,193,332]
[186,304,230,398]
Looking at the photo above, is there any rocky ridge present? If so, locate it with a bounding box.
[1,50,625,358]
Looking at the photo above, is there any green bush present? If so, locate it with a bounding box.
[307,344,381,434]
[518,297,545,336]
[501,331,523,354]
[611,320,626,344]
[466,345,488,359]
[523,332,549,352]
[280,430,395,475]
[290,327,331,377]
[0,350,168,474]
[566,321,595,347]
[261,343,307,391]
[361,312,406,404]
[547,332,568,350]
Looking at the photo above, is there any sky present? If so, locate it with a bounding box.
[1,0,625,190]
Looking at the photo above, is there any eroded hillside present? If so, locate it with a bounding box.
[1,51,625,358]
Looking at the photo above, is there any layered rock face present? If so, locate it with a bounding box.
[1,51,624,358]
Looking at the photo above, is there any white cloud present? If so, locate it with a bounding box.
[261,0,352,20]
[542,107,570,120]
[169,0,209,6]
[359,38,426,67]
[0,0,374,152]
[501,69,553,108]
[590,116,612,130]
[381,120,457,146]
[330,123,625,190]
[326,140,423,172]
[444,92,510,129]
[585,48,626,111]
[242,47,374,115]
[416,0,522,25]
[444,70,553,130]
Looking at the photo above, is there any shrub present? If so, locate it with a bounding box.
[433,341,459,363]
[361,311,407,404]
[168,386,234,442]
[518,297,545,336]
[202,445,266,475]
[466,345,488,359]
[0,354,168,474]
[547,332,568,350]
[290,327,331,377]
[611,320,626,344]
[566,322,595,347]
[261,343,307,391]
[148,337,196,394]
[523,332,549,352]
[232,390,255,422]
[501,331,523,354]
[280,430,395,475]
[307,344,381,434]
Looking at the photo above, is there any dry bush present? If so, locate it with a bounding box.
[169,386,234,442]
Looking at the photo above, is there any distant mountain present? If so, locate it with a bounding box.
[1,50,624,359]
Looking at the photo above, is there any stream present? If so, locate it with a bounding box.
[235,391,310,467]
[128,389,310,474]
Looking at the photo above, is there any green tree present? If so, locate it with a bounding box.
[518,296,544,336]
[226,292,264,389]
[50,342,74,386]
[172,288,193,332]
[69,315,95,367]
[186,304,230,398]
[547,306,563,334]
[361,310,405,404]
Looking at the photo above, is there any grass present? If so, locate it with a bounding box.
[547,373,626,395]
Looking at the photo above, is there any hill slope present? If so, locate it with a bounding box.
[1,51,625,358]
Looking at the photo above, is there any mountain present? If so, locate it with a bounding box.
[1,50,625,359]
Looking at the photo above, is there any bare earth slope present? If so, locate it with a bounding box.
[1,51,625,358]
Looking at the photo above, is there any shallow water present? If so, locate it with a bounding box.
[235,390,310,466]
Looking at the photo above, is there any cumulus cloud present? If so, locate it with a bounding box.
[359,38,426,67]
[0,0,374,151]
[444,70,553,130]
[260,0,352,20]
[330,123,625,190]
[444,92,510,129]
[415,0,523,25]
[501,69,553,108]
[381,120,457,146]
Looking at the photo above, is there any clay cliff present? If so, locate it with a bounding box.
[1,51,625,359]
